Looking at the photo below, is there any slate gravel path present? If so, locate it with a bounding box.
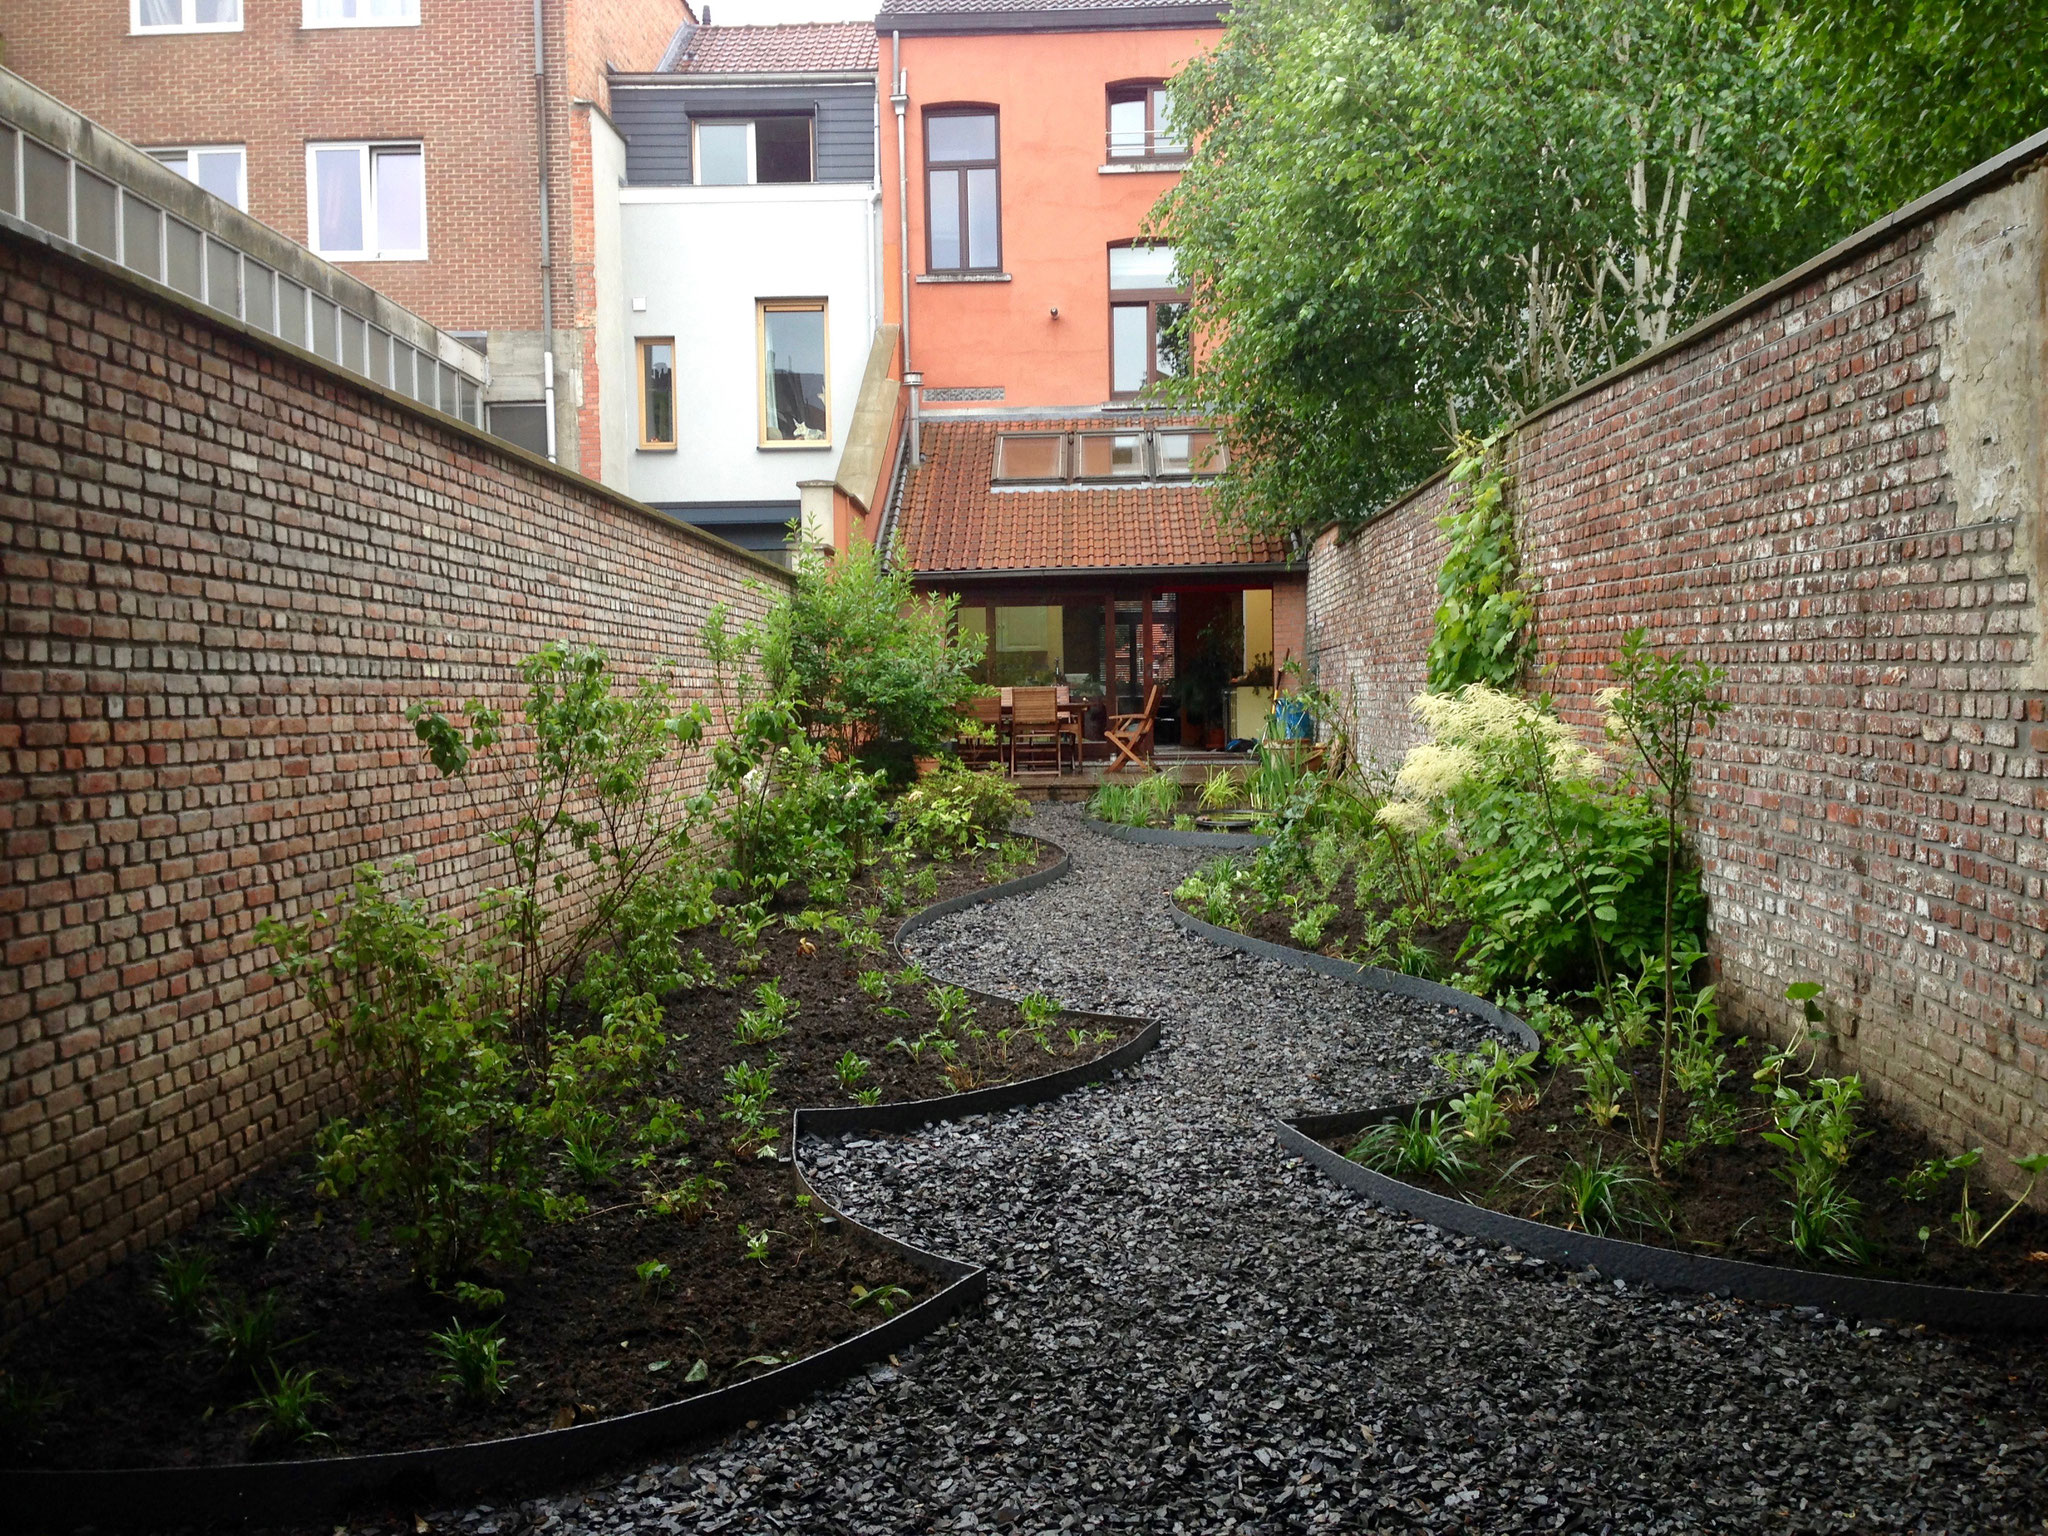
[425,805,2048,1536]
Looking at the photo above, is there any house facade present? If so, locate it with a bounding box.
[0,0,691,474]
[594,22,897,562]
[872,0,1304,752]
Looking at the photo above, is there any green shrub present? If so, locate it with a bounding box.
[896,762,1026,856]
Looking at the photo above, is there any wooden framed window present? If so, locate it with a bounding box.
[1074,431,1149,480]
[757,301,830,447]
[637,337,675,450]
[924,108,1000,273]
[1108,243,1188,399]
[1106,81,1183,160]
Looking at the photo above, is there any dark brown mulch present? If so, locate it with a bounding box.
[1228,887,1470,978]
[0,839,1132,1471]
[1325,1031,2048,1294]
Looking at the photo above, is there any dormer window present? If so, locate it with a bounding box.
[692,116,814,185]
[1107,81,1183,161]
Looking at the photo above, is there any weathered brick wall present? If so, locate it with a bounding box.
[1308,154,2048,1190]
[0,225,786,1322]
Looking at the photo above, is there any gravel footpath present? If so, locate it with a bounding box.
[421,805,2048,1536]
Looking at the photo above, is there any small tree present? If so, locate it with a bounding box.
[1602,628,1729,1175]
[759,540,985,762]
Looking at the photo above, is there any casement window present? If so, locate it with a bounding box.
[303,0,420,26]
[133,0,242,33]
[758,301,829,446]
[148,145,247,211]
[638,338,676,450]
[1108,242,1188,399]
[924,108,999,273]
[1106,81,1184,160]
[692,118,813,186]
[991,428,1225,485]
[307,142,425,260]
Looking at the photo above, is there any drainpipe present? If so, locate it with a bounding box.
[534,0,558,463]
[904,370,923,466]
[890,31,911,384]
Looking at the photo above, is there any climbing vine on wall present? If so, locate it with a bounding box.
[1426,433,1532,692]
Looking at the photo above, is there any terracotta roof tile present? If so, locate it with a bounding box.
[661,23,878,74]
[895,417,1289,576]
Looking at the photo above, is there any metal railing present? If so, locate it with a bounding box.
[0,69,488,427]
[1104,129,1189,163]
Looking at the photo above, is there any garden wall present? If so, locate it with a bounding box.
[0,223,789,1322]
[1308,137,2048,1192]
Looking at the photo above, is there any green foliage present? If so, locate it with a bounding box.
[1755,1017,1869,1263]
[237,1366,331,1448]
[151,1247,217,1323]
[759,540,986,762]
[408,641,709,1067]
[735,980,798,1045]
[1732,0,2048,223]
[1426,436,1531,692]
[1540,1148,1661,1236]
[1017,992,1060,1030]
[1089,771,1182,829]
[895,762,1026,856]
[224,1200,284,1259]
[1157,0,1836,537]
[1948,1152,2048,1251]
[834,1050,871,1096]
[1176,856,1252,928]
[635,1258,673,1296]
[849,1282,913,1317]
[264,862,533,1289]
[204,1291,294,1379]
[0,1370,66,1454]
[1438,1040,1539,1149]
[1346,1109,1477,1183]
[429,1318,512,1401]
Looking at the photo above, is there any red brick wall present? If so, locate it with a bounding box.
[1308,161,2048,1189]
[0,227,784,1322]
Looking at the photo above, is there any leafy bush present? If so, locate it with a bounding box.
[758,540,985,761]
[261,861,534,1289]
[895,762,1026,856]
[1088,771,1181,828]
[1346,1110,1476,1183]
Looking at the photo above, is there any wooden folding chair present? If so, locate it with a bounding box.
[1055,686,1084,772]
[1105,683,1161,773]
[1009,686,1062,775]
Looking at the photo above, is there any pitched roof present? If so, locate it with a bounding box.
[657,22,878,74]
[895,417,1289,577]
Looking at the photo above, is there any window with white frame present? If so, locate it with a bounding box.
[307,142,426,260]
[133,0,242,32]
[303,0,420,26]
[149,146,247,211]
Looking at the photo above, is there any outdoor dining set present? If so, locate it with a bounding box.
[958,684,1162,775]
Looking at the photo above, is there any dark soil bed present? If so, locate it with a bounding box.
[0,841,1132,1472]
[1206,885,1470,977]
[1322,1032,2048,1295]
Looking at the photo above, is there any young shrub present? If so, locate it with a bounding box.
[430,1319,512,1402]
[635,1258,673,1297]
[150,1248,217,1323]
[1541,1149,1660,1236]
[735,980,799,1044]
[262,861,535,1290]
[224,1200,285,1260]
[204,1291,294,1379]
[896,762,1027,857]
[0,1370,66,1456]
[1755,1011,1870,1264]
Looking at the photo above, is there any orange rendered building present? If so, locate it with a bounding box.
[872,0,1305,758]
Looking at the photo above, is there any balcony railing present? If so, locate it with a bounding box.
[1104,129,1190,164]
[0,68,488,426]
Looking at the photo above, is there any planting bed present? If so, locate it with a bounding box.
[0,839,1152,1479]
[1310,1040,2048,1300]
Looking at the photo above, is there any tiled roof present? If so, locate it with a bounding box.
[895,417,1289,576]
[658,22,878,74]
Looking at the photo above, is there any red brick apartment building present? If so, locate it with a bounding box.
[0,0,690,475]
[873,0,1305,754]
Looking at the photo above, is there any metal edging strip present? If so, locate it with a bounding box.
[1078,815,1272,851]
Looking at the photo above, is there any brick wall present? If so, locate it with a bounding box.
[0,223,786,1322]
[1307,151,2048,1191]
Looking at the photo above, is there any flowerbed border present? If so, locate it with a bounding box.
[1277,1108,2048,1333]
[1167,904,1538,1050]
[2,839,1161,1532]
[1078,815,1271,851]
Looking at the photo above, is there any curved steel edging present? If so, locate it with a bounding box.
[1169,905,1537,1051]
[1079,815,1271,851]
[1278,1110,2048,1333]
[891,835,1072,945]
[0,836,1131,1533]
